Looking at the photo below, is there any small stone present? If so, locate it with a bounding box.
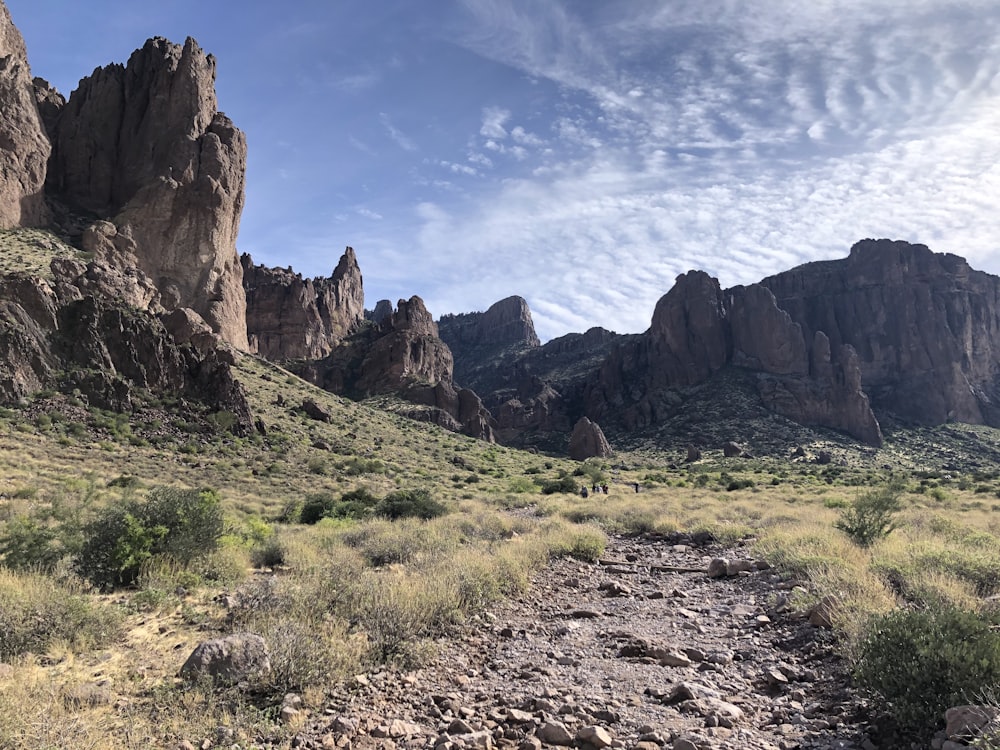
[576,725,613,748]
[537,721,574,746]
[279,706,300,725]
[706,559,729,578]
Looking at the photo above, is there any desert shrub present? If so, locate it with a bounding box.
[854,605,1000,735]
[835,482,903,547]
[0,568,121,660]
[0,516,72,571]
[250,536,286,568]
[540,521,607,562]
[299,492,336,525]
[376,489,447,520]
[540,476,579,495]
[77,487,224,588]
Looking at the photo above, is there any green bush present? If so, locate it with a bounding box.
[76,487,224,588]
[0,516,72,571]
[854,605,1000,735]
[540,476,579,495]
[835,482,903,547]
[376,489,447,520]
[299,492,337,525]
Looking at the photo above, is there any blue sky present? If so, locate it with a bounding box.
[8,1,1000,341]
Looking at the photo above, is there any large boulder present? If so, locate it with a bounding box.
[568,417,613,460]
[44,36,249,349]
[179,633,270,684]
[0,2,50,228]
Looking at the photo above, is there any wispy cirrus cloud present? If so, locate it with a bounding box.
[379,112,417,152]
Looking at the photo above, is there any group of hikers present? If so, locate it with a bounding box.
[580,481,641,497]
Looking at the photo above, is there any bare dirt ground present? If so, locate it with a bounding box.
[287,532,873,750]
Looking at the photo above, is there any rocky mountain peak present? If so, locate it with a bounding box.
[42,33,248,349]
[243,248,364,361]
[0,1,50,228]
[439,295,540,349]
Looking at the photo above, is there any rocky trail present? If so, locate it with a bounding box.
[286,532,873,750]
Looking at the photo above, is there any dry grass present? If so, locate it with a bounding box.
[0,228,83,278]
[3,347,1000,745]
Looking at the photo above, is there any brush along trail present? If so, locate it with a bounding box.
[284,530,872,750]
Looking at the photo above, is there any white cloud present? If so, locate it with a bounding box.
[510,125,542,146]
[355,207,383,220]
[480,106,511,138]
[379,112,417,152]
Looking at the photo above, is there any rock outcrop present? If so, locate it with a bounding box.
[439,296,540,350]
[761,239,1000,427]
[296,297,495,441]
[242,247,364,360]
[42,36,248,348]
[586,272,883,445]
[0,3,50,228]
[568,417,613,460]
[0,262,253,432]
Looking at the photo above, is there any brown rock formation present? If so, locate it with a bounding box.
[242,247,364,360]
[44,36,248,348]
[761,239,1000,427]
[296,296,495,441]
[0,3,50,228]
[439,295,540,350]
[586,271,882,445]
[568,417,613,460]
[0,264,253,430]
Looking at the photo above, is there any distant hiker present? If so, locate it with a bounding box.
[581,486,589,498]
[601,483,609,494]
[592,483,598,493]
[633,482,640,493]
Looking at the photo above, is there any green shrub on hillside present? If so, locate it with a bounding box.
[540,476,579,495]
[854,605,1000,735]
[835,482,903,547]
[77,487,224,588]
[376,489,446,520]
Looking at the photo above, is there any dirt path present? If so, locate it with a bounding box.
[290,532,872,750]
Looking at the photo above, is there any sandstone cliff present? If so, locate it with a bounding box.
[0,3,50,228]
[242,247,364,360]
[41,36,248,348]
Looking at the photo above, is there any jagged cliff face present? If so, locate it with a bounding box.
[0,261,253,431]
[296,297,495,441]
[761,239,1000,427]
[41,36,249,349]
[439,296,540,350]
[242,247,364,360]
[586,270,883,445]
[0,3,49,228]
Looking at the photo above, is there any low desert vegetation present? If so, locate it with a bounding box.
[2,359,1000,745]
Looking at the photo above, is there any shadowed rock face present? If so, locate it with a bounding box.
[0,267,253,431]
[586,270,883,445]
[242,247,365,360]
[296,296,496,441]
[42,36,249,349]
[0,3,50,228]
[568,416,613,460]
[760,239,1000,427]
[439,296,540,351]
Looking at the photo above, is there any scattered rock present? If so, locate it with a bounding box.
[178,633,270,684]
